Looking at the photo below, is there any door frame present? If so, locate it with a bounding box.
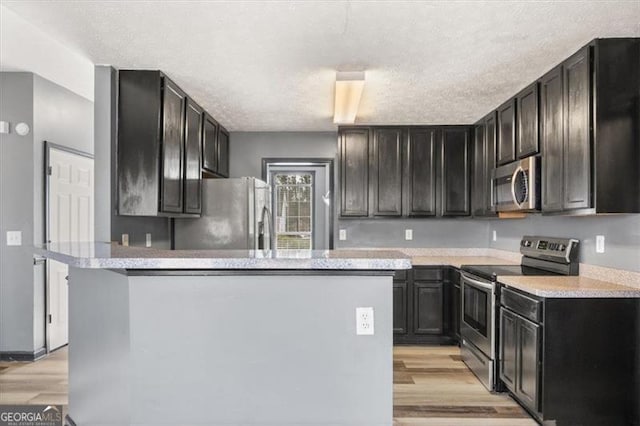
[262,158,334,249]
[44,141,94,352]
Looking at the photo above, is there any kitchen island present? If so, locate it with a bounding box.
[38,243,411,426]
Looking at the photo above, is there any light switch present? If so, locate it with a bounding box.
[339,229,347,241]
[122,233,129,247]
[596,235,605,253]
[0,121,9,134]
[145,233,152,247]
[6,231,22,246]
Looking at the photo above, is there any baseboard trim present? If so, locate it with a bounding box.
[0,347,47,361]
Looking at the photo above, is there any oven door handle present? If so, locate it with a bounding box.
[461,274,494,291]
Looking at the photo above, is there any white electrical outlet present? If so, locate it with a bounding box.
[339,229,347,241]
[6,231,22,246]
[596,235,605,253]
[145,233,152,247]
[405,229,413,240]
[492,230,497,241]
[122,233,129,247]
[356,307,374,335]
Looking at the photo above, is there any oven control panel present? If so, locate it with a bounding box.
[520,236,579,263]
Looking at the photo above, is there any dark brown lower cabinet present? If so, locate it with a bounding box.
[413,281,443,335]
[393,280,408,334]
[449,268,461,342]
[499,287,639,425]
[499,306,540,413]
[393,267,458,345]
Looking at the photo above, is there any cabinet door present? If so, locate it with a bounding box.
[393,281,408,334]
[405,128,437,216]
[452,283,461,340]
[497,100,517,166]
[160,78,186,213]
[517,82,540,158]
[499,308,518,391]
[484,113,497,211]
[517,317,541,413]
[413,281,443,335]
[339,129,369,217]
[563,46,592,210]
[202,113,218,175]
[472,123,486,216]
[541,66,565,212]
[184,100,203,214]
[440,128,470,216]
[371,128,403,216]
[217,126,230,178]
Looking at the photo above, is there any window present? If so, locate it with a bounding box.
[274,173,313,250]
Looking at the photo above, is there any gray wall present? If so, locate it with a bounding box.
[489,214,640,272]
[229,131,338,178]
[0,72,93,354]
[337,219,490,248]
[0,73,36,353]
[94,66,171,249]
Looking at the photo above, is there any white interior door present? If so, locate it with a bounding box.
[47,146,94,351]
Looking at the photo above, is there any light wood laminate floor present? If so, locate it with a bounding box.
[0,345,535,425]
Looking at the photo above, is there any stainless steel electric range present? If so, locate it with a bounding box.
[460,236,580,391]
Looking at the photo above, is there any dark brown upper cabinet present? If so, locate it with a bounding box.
[484,113,497,212]
[539,39,640,214]
[202,112,219,175]
[160,79,187,214]
[202,114,229,178]
[516,82,540,158]
[371,128,403,216]
[339,126,471,219]
[117,70,229,217]
[497,99,517,166]
[404,128,437,217]
[339,128,370,217]
[472,113,496,217]
[540,65,564,212]
[217,125,230,178]
[118,70,189,216]
[471,121,485,217]
[440,127,471,216]
[563,46,591,211]
[184,99,203,215]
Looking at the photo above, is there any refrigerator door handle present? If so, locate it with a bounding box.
[258,206,274,250]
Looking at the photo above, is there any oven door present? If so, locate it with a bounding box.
[461,272,495,359]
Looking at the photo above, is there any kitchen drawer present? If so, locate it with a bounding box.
[501,287,542,323]
[413,268,443,281]
[394,270,408,281]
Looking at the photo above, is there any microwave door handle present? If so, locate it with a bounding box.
[510,167,522,208]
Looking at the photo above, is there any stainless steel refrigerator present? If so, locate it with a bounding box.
[174,177,272,250]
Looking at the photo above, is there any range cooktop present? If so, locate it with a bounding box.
[460,264,561,281]
[461,236,581,280]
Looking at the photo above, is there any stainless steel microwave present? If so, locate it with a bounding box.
[491,156,540,212]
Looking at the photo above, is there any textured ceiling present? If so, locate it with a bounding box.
[3,1,640,131]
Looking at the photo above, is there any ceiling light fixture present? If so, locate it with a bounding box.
[333,71,365,124]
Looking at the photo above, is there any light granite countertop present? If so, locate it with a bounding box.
[412,256,519,268]
[498,276,640,298]
[35,242,411,270]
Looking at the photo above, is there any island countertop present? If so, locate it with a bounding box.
[36,242,412,270]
